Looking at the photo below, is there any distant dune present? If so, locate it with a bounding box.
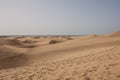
[110,30,120,37]
[0,30,120,80]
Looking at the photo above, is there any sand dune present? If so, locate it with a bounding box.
[0,30,120,80]
[109,30,120,37]
[49,38,69,44]
[0,38,22,46]
[0,46,29,70]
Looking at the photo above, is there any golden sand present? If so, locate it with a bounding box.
[0,31,120,80]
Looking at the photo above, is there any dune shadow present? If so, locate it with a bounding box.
[0,53,29,70]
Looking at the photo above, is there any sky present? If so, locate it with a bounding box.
[0,0,120,35]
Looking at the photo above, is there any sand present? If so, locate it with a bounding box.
[0,31,120,80]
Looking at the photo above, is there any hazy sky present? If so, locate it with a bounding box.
[0,0,120,35]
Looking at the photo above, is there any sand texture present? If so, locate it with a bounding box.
[0,31,120,80]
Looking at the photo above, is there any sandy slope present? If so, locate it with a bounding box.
[0,31,120,80]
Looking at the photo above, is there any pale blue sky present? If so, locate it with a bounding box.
[0,0,120,35]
